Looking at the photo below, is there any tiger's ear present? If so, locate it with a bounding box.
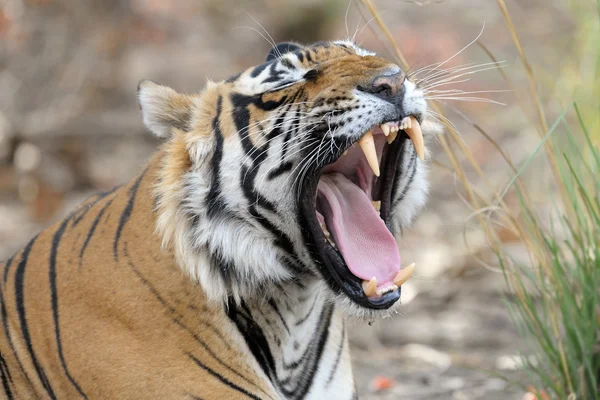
[138,80,195,138]
[266,42,304,62]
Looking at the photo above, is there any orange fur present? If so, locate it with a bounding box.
[0,157,276,399]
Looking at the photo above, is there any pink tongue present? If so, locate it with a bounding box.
[317,173,401,286]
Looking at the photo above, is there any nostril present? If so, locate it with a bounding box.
[373,82,392,96]
[356,82,392,96]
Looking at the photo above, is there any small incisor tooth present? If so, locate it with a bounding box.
[362,277,377,297]
[380,124,390,136]
[393,263,415,286]
[386,131,398,145]
[371,200,381,211]
[405,116,424,161]
[358,131,380,177]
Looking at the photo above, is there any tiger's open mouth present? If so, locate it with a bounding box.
[302,116,423,309]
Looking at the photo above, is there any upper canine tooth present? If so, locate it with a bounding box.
[380,124,390,136]
[362,277,377,297]
[358,131,380,177]
[405,116,425,161]
[393,263,415,286]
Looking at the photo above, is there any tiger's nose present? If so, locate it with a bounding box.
[371,71,406,98]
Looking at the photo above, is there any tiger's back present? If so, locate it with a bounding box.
[0,155,276,399]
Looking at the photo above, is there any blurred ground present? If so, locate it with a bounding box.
[0,0,587,398]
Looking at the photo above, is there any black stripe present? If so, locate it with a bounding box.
[291,304,334,399]
[208,248,236,289]
[72,186,120,227]
[281,59,294,69]
[123,246,274,400]
[325,322,345,387]
[393,150,417,206]
[0,277,32,392]
[229,299,335,399]
[227,299,277,382]
[239,199,303,276]
[14,235,57,399]
[187,353,262,400]
[241,107,289,189]
[3,255,14,283]
[79,198,115,265]
[250,62,271,78]
[206,95,226,218]
[0,354,12,385]
[304,50,313,63]
[267,299,289,334]
[49,218,88,398]
[69,194,100,227]
[295,295,318,326]
[262,63,285,84]
[113,168,147,261]
[0,354,13,400]
[281,106,299,159]
[267,106,299,182]
[282,343,310,371]
[238,159,304,273]
[240,165,276,213]
[230,93,289,162]
[225,72,241,83]
[231,93,259,159]
[266,162,292,180]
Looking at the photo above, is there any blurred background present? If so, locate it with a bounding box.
[0,0,598,398]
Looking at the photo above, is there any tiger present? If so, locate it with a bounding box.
[0,40,430,399]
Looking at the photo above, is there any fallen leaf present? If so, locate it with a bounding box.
[371,376,395,391]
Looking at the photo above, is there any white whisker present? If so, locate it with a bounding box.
[416,61,507,87]
[425,23,486,76]
[425,97,506,105]
[419,64,508,90]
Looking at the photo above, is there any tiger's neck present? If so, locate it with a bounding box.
[227,280,356,399]
[145,148,356,398]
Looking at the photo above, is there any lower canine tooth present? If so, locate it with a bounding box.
[372,200,381,211]
[363,277,377,297]
[393,263,415,286]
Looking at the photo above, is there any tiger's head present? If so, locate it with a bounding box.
[139,41,429,318]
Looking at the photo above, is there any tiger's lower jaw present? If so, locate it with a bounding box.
[301,119,422,311]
